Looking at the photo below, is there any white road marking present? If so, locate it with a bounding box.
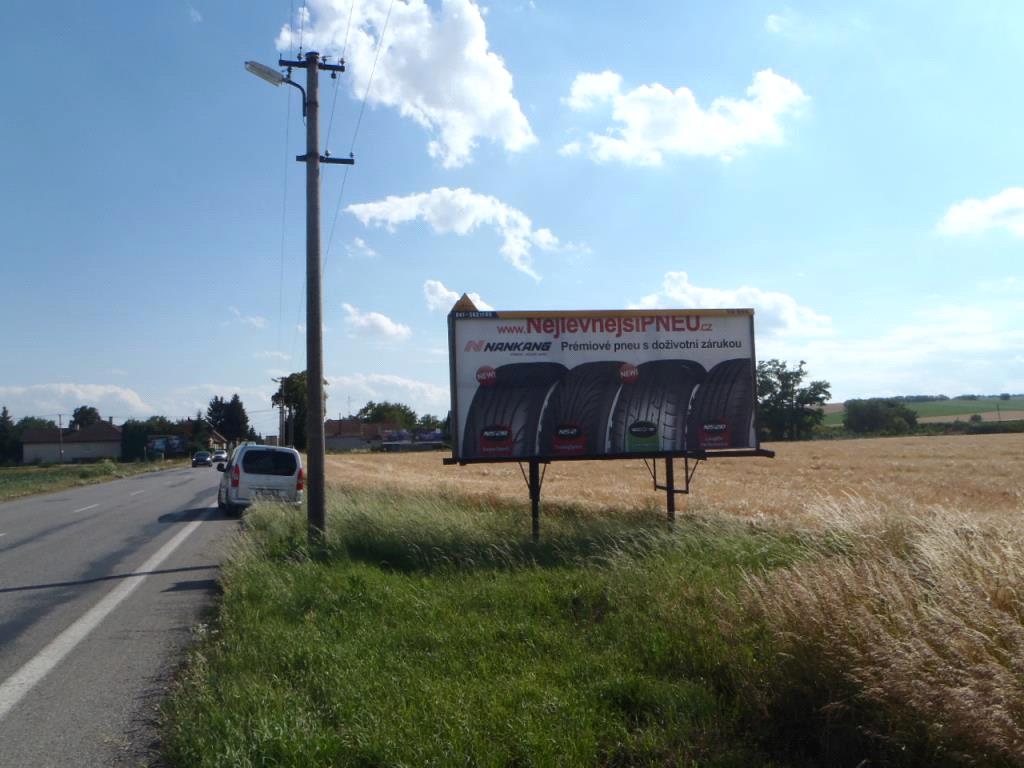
[129,490,145,497]
[72,504,99,513]
[0,507,216,722]
[0,533,6,538]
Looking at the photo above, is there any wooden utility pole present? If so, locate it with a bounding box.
[274,51,354,547]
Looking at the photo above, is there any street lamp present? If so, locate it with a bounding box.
[245,53,353,548]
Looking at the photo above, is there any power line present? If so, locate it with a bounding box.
[277,86,293,354]
[323,0,395,268]
[323,0,356,153]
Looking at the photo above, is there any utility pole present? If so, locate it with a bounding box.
[57,414,64,463]
[257,51,354,547]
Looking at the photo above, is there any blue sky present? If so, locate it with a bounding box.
[2,0,1023,436]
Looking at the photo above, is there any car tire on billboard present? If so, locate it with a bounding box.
[461,363,567,459]
[686,358,755,449]
[536,361,626,458]
[607,360,706,454]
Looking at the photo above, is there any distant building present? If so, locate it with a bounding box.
[21,420,122,464]
[324,418,399,452]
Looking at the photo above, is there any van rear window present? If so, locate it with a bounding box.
[241,450,297,476]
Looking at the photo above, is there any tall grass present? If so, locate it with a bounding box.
[163,483,1024,767]
[742,496,1024,766]
[163,488,803,767]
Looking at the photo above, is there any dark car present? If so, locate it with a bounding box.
[192,451,213,467]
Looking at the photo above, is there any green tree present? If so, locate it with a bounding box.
[223,394,250,443]
[0,406,15,464]
[417,413,443,431]
[756,359,832,441]
[70,405,101,430]
[187,411,212,452]
[843,398,918,434]
[272,371,328,450]
[356,400,418,430]
[206,396,228,436]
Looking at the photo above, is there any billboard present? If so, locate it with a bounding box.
[449,308,759,463]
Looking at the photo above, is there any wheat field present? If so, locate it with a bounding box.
[325,433,1024,522]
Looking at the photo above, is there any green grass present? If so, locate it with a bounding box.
[162,490,805,767]
[823,396,1024,426]
[0,459,185,502]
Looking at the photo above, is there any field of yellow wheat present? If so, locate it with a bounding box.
[325,433,1024,521]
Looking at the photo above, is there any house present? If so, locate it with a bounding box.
[179,420,228,450]
[324,418,399,452]
[21,420,122,464]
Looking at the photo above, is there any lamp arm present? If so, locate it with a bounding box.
[284,78,307,118]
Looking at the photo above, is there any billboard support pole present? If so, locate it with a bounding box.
[665,457,675,523]
[529,459,541,542]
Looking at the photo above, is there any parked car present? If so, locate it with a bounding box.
[212,449,228,462]
[216,445,303,516]
[192,451,213,467]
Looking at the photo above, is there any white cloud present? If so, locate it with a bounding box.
[564,68,808,165]
[227,306,267,329]
[255,351,291,361]
[0,383,154,420]
[346,237,378,259]
[937,187,1024,237]
[564,70,622,110]
[763,303,1024,401]
[633,271,832,337]
[558,141,582,157]
[327,372,449,415]
[189,6,202,23]
[347,186,575,279]
[764,11,794,34]
[342,303,412,340]
[423,279,493,312]
[277,0,535,168]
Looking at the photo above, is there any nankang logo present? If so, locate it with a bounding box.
[464,340,552,353]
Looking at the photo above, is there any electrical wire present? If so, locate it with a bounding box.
[323,0,356,153]
[277,87,293,355]
[323,0,395,268]
[298,0,308,56]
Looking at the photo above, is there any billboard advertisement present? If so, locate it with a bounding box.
[449,308,759,462]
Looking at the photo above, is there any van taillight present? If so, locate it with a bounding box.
[231,465,240,488]
[296,467,304,491]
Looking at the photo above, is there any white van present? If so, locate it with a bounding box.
[216,445,304,516]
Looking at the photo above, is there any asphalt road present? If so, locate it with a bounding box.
[0,466,237,767]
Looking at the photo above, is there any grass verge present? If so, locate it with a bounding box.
[0,459,185,502]
[162,490,802,767]
[162,489,1024,767]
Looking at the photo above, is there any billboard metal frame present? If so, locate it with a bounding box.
[445,301,774,538]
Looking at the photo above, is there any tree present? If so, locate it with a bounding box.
[0,406,14,464]
[187,410,212,452]
[843,398,918,435]
[119,414,182,460]
[223,394,250,443]
[356,400,418,430]
[756,360,832,441]
[207,396,228,435]
[272,371,328,450]
[417,413,443,431]
[70,405,101,430]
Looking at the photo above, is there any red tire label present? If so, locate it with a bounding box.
[476,366,497,386]
[619,363,639,383]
